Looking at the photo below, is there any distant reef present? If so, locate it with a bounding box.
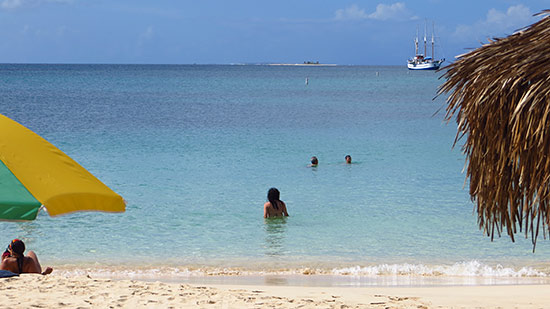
[268,62,337,66]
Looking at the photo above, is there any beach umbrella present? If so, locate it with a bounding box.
[438,11,550,249]
[0,113,125,221]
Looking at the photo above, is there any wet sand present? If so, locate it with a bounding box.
[1,274,550,308]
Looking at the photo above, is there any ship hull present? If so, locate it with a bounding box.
[407,61,442,70]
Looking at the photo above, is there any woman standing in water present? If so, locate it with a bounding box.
[263,188,289,218]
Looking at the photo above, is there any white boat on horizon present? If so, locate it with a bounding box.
[407,22,444,70]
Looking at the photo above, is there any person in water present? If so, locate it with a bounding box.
[0,239,53,275]
[310,156,318,167]
[263,188,289,218]
[345,155,352,164]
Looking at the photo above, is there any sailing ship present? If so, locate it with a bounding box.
[407,22,444,70]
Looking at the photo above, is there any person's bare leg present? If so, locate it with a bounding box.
[27,251,53,275]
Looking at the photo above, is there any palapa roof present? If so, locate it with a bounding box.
[439,11,550,250]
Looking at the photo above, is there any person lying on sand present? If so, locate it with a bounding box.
[1,239,53,275]
[264,187,289,218]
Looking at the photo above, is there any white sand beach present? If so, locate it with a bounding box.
[2,274,550,308]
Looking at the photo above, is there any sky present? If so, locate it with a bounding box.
[0,0,549,65]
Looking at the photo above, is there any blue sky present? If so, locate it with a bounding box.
[0,0,548,65]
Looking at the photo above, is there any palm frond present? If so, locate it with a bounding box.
[439,10,550,250]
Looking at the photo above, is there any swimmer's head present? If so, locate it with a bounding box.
[267,188,281,210]
[310,156,318,165]
[267,187,280,201]
[345,155,352,164]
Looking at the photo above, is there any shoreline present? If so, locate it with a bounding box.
[113,274,550,289]
[52,265,550,288]
[3,274,550,308]
[44,259,550,287]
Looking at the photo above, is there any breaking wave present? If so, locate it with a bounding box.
[53,260,549,285]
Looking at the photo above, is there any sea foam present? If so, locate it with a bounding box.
[55,260,549,283]
[330,261,547,277]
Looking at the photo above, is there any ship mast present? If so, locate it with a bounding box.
[431,22,435,59]
[423,21,427,57]
[414,26,419,56]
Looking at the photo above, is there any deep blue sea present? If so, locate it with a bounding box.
[1,64,549,285]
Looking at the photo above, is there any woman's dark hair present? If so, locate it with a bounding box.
[9,239,25,274]
[267,188,280,210]
[311,156,318,165]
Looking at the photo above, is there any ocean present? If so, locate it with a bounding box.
[1,64,549,286]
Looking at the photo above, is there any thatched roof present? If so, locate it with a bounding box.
[439,11,550,250]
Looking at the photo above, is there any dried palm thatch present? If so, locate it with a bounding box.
[439,11,550,250]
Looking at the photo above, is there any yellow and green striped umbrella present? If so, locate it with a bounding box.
[0,113,125,221]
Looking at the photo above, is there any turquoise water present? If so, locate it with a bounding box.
[1,64,549,283]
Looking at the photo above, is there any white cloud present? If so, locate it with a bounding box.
[141,26,154,40]
[1,0,72,9]
[334,2,417,21]
[1,0,22,9]
[16,24,69,37]
[368,2,417,21]
[20,24,30,34]
[138,26,154,47]
[334,4,368,21]
[453,5,534,41]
